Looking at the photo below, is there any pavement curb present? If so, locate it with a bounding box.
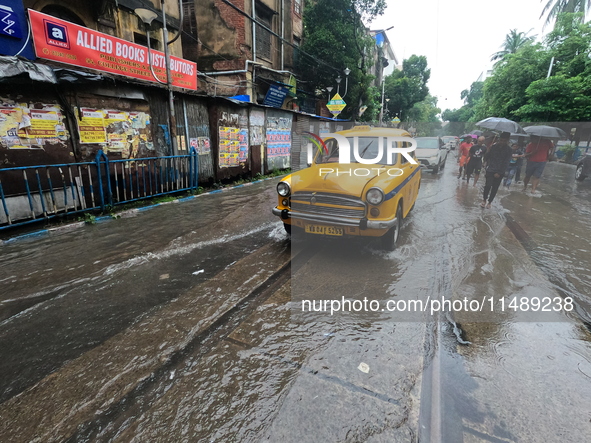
[0,176,281,246]
[0,241,291,442]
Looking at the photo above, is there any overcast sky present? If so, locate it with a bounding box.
[369,0,549,112]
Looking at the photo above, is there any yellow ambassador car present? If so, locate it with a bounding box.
[272,126,421,250]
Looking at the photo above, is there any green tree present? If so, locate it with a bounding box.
[298,0,385,118]
[545,12,591,77]
[491,29,536,62]
[384,55,431,121]
[407,95,442,136]
[460,81,484,106]
[475,44,551,121]
[540,0,591,29]
[515,75,591,120]
[514,13,591,121]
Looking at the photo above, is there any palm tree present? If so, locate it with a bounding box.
[540,0,591,28]
[490,29,536,62]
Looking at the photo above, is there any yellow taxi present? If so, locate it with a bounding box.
[272,126,421,250]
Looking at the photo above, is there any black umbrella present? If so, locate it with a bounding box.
[476,117,527,135]
[523,125,568,139]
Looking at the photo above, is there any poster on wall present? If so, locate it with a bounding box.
[192,136,211,154]
[249,110,265,146]
[0,101,68,149]
[266,116,292,158]
[75,107,152,158]
[218,126,240,167]
[77,108,107,143]
[238,128,248,163]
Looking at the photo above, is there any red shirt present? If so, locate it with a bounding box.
[526,139,554,162]
[459,142,471,158]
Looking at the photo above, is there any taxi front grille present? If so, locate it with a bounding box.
[291,192,366,218]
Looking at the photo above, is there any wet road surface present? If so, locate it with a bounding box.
[1,158,591,442]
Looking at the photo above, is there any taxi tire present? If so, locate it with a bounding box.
[381,204,402,251]
[283,223,292,235]
[432,164,439,174]
[575,164,586,181]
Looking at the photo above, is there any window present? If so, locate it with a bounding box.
[134,33,160,50]
[41,5,85,26]
[294,0,302,16]
[255,2,274,60]
[293,36,301,65]
[183,1,197,37]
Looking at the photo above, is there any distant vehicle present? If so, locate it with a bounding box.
[415,137,447,174]
[575,153,591,181]
[442,136,458,150]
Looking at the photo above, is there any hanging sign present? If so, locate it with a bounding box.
[29,10,197,90]
[263,84,288,108]
[326,93,346,116]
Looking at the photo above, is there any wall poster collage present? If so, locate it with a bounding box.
[75,108,153,158]
[0,100,68,149]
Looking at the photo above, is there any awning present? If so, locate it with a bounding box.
[0,56,56,83]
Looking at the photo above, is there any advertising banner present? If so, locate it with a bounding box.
[29,10,197,90]
[0,0,35,59]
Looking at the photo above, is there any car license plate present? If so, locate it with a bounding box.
[305,224,343,236]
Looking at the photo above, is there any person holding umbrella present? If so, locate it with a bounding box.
[522,135,555,195]
[481,132,513,208]
[521,125,566,194]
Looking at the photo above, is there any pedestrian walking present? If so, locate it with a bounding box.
[515,137,527,182]
[458,137,472,179]
[465,136,486,186]
[481,132,513,208]
[503,143,525,187]
[522,135,554,195]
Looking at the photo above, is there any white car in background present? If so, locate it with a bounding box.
[415,137,448,174]
[442,136,458,150]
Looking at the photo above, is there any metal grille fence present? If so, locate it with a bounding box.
[0,148,198,230]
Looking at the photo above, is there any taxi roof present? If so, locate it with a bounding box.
[335,125,412,138]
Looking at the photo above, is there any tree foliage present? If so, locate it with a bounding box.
[407,95,442,136]
[540,0,591,29]
[298,0,385,118]
[442,12,591,126]
[383,55,431,121]
[490,29,536,62]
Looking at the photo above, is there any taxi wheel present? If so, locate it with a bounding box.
[575,164,586,181]
[381,204,402,251]
[432,164,439,174]
[283,223,292,235]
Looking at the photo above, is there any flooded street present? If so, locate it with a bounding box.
[1,158,591,442]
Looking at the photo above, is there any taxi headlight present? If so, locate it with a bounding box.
[277,181,291,197]
[366,187,385,206]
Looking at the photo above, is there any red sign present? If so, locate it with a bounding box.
[29,10,197,90]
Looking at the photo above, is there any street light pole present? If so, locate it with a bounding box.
[160,0,178,155]
[135,2,177,156]
[379,79,385,126]
[343,67,351,98]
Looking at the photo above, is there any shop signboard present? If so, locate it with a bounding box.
[29,10,197,90]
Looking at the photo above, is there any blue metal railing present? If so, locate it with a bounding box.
[0,148,198,230]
